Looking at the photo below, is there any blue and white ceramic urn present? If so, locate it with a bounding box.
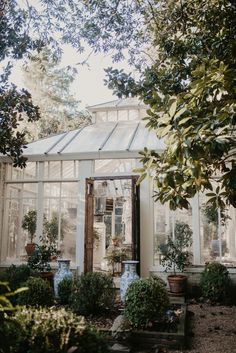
[120,260,139,302]
[54,259,73,297]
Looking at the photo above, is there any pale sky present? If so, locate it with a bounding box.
[10,0,133,109]
[10,44,131,110]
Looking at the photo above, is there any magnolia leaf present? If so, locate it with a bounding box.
[174,106,187,120]
[169,99,177,118]
[160,125,172,137]
[178,117,192,126]
[137,173,147,185]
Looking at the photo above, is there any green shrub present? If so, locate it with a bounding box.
[0,264,32,291]
[58,277,73,305]
[77,327,109,353]
[70,272,115,315]
[17,276,54,306]
[200,262,232,303]
[124,276,170,329]
[0,314,23,353]
[8,306,108,353]
[0,282,28,353]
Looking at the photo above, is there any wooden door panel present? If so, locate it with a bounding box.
[84,178,94,273]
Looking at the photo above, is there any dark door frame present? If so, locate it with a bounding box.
[84,175,140,274]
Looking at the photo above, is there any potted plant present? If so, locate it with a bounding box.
[106,248,128,276]
[28,224,60,286]
[159,221,192,294]
[22,210,37,256]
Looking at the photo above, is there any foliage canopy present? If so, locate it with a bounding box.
[105,0,236,209]
[1,0,235,209]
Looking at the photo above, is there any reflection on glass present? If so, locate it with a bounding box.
[11,162,37,180]
[95,159,136,174]
[62,161,78,179]
[200,194,236,266]
[43,182,78,264]
[96,112,107,122]
[153,200,193,266]
[4,183,38,262]
[129,110,139,121]
[93,179,133,275]
[44,161,61,179]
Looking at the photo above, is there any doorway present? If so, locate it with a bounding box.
[84,176,140,275]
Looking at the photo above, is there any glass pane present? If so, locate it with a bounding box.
[93,179,133,276]
[43,181,78,264]
[24,163,37,179]
[107,111,117,121]
[95,159,136,173]
[118,110,128,121]
[10,163,37,180]
[4,196,37,263]
[44,161,61,179]
[128,110,139,120]
[61,182,78,198]
[200,194,236,266]
[102,122,137,151]
[44,199,77,264]
[153,200,193,266]
[22,183,37,198]
[12,167,24,180]
[96,112,107,122]
[44,183,61,197]
[62,161,77,179]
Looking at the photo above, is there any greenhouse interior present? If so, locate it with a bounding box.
[0,97,236,282]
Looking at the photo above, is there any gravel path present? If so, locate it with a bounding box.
[169,303,236,353]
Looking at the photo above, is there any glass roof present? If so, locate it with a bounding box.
[24,120,165,160]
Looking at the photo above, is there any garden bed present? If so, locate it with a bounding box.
[97,304,187,351]
[130,304,187,350]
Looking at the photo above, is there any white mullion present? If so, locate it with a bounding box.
[192,193,201,265]
[36,162,44,243]
[218,208,222,260]
[16,186,23,258]
[1,183,10,261]
[58,182,62,248]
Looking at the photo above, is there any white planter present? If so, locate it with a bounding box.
[120,260,139,302]
[54,259,73,297]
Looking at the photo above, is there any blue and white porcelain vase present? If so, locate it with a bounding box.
[54,259,73,297]
[120,260,139,302]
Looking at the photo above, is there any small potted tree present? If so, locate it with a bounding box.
[159,221,192,294]
[22,210,37,256]
[27,215,60,286]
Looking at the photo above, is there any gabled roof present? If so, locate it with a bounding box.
[22,120,165,161]
[87,97,147,112]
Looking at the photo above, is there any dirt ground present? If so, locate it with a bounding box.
[169,302,236,353]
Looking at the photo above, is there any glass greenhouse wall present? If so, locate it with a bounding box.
[0,98,236,275]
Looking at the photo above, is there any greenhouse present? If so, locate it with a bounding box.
[0,97,235,280]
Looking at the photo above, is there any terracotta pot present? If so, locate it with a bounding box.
[167,274,187,294]
[25,243,36,256]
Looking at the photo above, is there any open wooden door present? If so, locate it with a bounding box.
[84,178,94,273]
[84,176,140,274]
[132,176,140,274]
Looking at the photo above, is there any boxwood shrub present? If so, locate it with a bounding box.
[17,276,54,306]
[200,262,232,303]
[69,272,115,315]
[0,264,32,291]
[58,277,73,305]
[124,276,170,329]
